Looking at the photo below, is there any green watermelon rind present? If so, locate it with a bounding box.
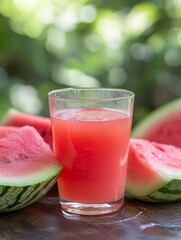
[0,164,61,186]
[131,98,181,138]
[129,179,181,203]
[0,161,62,212]
[0,175,58,212]
[126,164,181,198]
[126,174,171,197]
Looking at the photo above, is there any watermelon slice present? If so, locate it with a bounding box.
[132,98,181,147]
[1,109,53,149]
[126,139,181,202]
[0,126,62,212]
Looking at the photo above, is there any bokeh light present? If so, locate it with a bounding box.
[0,0,181,121]
[10,84,42,114]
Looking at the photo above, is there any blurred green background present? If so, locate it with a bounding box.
[0,0,181,126]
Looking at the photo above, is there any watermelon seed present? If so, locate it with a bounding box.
[154,144,165,152]
[3,159,11,164]
[19,153,28,160]
[0,155,11,163]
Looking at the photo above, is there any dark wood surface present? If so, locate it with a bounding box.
[1,185,181,240]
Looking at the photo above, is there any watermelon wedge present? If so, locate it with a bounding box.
[1,109,53,149]
[132,98,181,147]
[0,126,62,212]
[126,139,181,202]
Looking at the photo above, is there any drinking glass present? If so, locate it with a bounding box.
[48,88,134,216]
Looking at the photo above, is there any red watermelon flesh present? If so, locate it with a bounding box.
[139,112,181,147]
[0,126,19,139]
[1,109,53,149]
[0,126,60,180]
[126,138,181,197]
[132,98,181,147]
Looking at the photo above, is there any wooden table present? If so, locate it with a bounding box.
[1,185,181,240]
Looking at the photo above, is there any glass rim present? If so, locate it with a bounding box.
[48,87,135,102]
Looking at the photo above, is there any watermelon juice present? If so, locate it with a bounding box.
[51,108,132,207]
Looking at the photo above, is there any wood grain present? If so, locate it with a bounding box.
[0,185,181,240]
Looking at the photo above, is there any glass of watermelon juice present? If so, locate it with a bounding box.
[48,88,134,216]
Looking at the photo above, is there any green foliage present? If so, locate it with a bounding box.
[0,0,181,124]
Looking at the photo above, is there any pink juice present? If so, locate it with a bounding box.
[51,108,132,204]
